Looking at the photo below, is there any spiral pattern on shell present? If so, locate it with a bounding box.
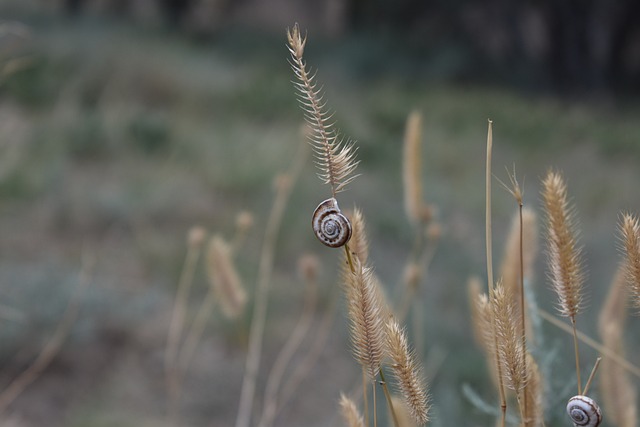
[567,395,602,427]
[312,198,352,248]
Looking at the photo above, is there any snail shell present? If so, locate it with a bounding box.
[312,198,352,248]
[567,395,602,427]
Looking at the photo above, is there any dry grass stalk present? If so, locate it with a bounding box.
[276,276,338,416]
[207,235,247,318]
[257,255,319,427]
[499,207,537,337]
[0,252,93,413]
[542,170,584,319]
[235,139,307,427]
[339,393,366,427]
[403,110,426,224]
[541,169,584,394]
[287,23,358,197]
[346,262,386,381]
[165,226,206,420]
[491,282,526,397]
[485,120,507,426]
[523,353,543,427]
[620,213,640,311]
[498,168,532,423]
[386,319,430,426]
[537,307,640,379]
[599,266,637,427]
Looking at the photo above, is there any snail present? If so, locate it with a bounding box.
[566,395,602,427]
[312,198,352,248]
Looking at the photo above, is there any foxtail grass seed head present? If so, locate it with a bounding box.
[403,110,425,224]
[599,266,637,427]
[187,226,207,248]
[348,208,369,264]
[287,23,306,58]
[620,213,640,311]
[542,170,584,318]
[287,24,358,196]
[492,281,526,393]
[206,235,247,319]
[345,262,385,381]
[339,393,365,427]
[235,211,254,234]
[386,319,430,425]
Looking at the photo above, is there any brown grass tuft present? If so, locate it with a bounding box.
[345,262,386,381]
[620,212,640,311]
[339,393,366,427]
[542,170,584,318]
[386,319,430,425]
[287,23,358,196]
[599,266,637,427]
[206,235,247,318]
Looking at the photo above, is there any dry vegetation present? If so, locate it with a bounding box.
[2,9,640,427]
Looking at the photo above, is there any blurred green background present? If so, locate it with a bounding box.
[0,1,640,426]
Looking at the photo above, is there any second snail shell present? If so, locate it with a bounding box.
[312,198,352,248]
[567,395,602,427]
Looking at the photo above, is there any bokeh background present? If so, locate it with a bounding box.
[1,1,640,426]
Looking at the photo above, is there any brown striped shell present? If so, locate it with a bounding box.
[312,198,352,248]
[567,395,602,427]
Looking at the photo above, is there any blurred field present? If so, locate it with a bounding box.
[1,6,640,427]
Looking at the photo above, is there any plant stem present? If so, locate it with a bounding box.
[583,357,602,396]
[537,308,640,378]
[234,144,306,427]
[486,120,507,427]
[256,269,317,427]
[165,239,201,421]
[345,244,356,273]
[373,381,377,427]
[363,368,370,427]
[379,370,400,427]
[517,202,529,426]
[571,316,582,395]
